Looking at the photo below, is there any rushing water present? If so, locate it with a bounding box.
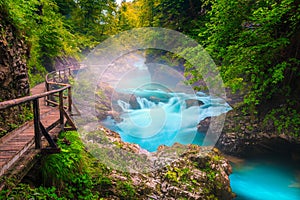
[103,89,231,151]
[99,53,300,199]
[102,87,300,199]
[103,90,300,199]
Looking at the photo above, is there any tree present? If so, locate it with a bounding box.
[71,0,118,41]
[5,0,83,82]
[202,0,300,134]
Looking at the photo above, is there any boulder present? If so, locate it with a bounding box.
[197,117,211,132]
[88,126,235,199]
[185,99,204,108]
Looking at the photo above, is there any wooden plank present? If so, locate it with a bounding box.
[0,145,26,150]
[0,155,13,159]
[45,119,60,132]
[63,109,77,130]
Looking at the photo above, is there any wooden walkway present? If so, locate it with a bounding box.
[0,83,60,178]
[0,68,77,187]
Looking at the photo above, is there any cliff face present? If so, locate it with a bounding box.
[0,6,30,136]
[215,90,300,159]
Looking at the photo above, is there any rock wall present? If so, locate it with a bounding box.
[0,7,30,136]
[215,90,300,159]
[216,108,300,158]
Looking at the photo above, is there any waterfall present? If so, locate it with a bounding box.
[136,97,157,109]
[104,89,231,152]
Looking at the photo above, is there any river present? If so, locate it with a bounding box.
[97,53,300,199]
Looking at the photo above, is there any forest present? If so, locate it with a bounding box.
[1,0,299,134]
[0,0,300,199]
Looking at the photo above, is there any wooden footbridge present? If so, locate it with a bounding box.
[0,68,79,188]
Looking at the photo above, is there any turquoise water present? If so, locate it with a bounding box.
[102,89,231,152]
[101,89,300,199]
[99,55,300,199]
[230,157,300,200]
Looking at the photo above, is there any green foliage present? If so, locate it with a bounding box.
[165,166,191,183]
[203,0,300,111]
[116,181,136,199]
[41,131,97,199]
[0,105,33,138]
[8,123,18,130]
[121,0,300,136]
[264,106,300,136]
[0,184,62,200]
[64,0,119,42]
[118,0,208,38]
[3,0,112,87]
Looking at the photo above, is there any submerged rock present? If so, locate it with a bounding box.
[185,99,204,109]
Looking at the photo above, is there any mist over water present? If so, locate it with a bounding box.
[98,52,300,199]
[102,89,231,152]
[73,26,300,198]
[98,52,230,151]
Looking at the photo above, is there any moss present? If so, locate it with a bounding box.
[164,165,191,185]
[165,170,178,183]
[212,155,222,162]
[116,181,136,199]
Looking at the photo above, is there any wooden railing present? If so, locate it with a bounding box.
[0,68,77,152]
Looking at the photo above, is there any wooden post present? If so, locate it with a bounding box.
[33,99,41,149]
[68,87,72,112]
[59,91,64,132]
[45,82,49,106]
[64,70,68,82]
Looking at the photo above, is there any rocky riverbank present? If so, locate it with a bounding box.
[82,126,235,199]
[216,108,300,159]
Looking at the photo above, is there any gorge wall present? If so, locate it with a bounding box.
[0,6,30,136]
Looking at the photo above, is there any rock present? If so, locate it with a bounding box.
[95,82,143,121]
[197,117,211,132]
[185,99,204,108]
[0,9,30,137]
[93,126,235,199]
[160,181,169,193]
[129,95,140,109]
[215,105,300,157]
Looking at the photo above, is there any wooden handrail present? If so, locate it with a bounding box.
[0,85,70,110]
[0,67,77,152]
